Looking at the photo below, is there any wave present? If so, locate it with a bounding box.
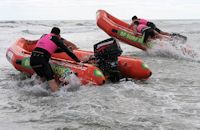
[61,27,97,34]
[21,29,41,35]
[25,22,51,27]
[0,21,17,24]
[187,31,200,34]
[75,23,85,26]
[75,21,95,26]
[21,29,35,35]
[0,25,16,28]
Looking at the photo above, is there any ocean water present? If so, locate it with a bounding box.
[0,20,200,130]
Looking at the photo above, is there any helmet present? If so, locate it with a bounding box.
[51,27,60,35]
[132,15,138,20]
[134,21,139,25]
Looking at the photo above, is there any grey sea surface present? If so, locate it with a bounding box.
[0,20,200,130]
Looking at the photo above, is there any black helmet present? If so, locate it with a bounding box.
[51,27,60,35]
[134,21,139,25]
[132,15,138,20]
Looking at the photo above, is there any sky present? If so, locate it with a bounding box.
[0,0,200,20]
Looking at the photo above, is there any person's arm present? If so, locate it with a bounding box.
[129,22,134,29]
[51,36,80,62]
[54,48,64,53]
[133,25,138,35]
[153,30,163,40]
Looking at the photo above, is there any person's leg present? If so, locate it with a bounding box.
[147,22,156,29]
[154,31,171,40]
[44,62,60,92]
[47,79,59,92]
[148,22,171,37]
[40,77,46,82]
[30,52,60,92]
[155,34,164,40]
[30,56,45,81]
[32,68,46,83]
[143,28,155,43]
[143,32,149,43]
[142,29,151,43]
[31,55,60,92]
[160,31,171,36]
[155,27,171,36]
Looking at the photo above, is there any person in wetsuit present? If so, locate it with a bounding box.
[30,27,81,92]
[133,21,163,43]
[130,15,171,37]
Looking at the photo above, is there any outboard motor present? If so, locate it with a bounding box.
[94,38,122,82]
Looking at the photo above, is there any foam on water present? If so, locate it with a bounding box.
[146,39,200,62]
[0,20,200,130]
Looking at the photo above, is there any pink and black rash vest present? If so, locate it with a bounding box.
[137,24,149,33]
[34,33,80,62]
[138,19,148,25]
[36,33,58,55]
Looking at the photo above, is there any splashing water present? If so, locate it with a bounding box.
[12,72,82,96]
[1,20,200,130]
[146,39,200,62]
[65,73,81,92]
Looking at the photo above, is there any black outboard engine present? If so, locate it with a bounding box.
[94,38,122,82]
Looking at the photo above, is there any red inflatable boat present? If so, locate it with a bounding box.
[96,10,188,51]
[6,38,152,86]
[96,9,148,51]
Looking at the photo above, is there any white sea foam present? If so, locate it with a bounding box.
[0,20,200,130]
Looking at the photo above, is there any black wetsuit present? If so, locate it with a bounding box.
[147,22,161,33]
[30,34,80,81]
[141,27,155,43]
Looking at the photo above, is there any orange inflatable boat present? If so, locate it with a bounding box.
[96,10,187,51]
[6,38,152,86]
[97,10,150,51]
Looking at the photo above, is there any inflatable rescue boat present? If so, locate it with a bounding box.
[6,38,152,86]
[96,9,147,50]
[96,10,187,51]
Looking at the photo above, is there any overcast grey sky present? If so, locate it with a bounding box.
[0,0,200,20]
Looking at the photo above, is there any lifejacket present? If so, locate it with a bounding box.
[137,24,149,33]
[36,33,60,55]
[138,18,148,25]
